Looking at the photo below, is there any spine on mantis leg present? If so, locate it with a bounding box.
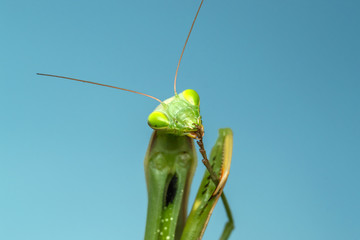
[144,131,198,240]
[181,128,233,240]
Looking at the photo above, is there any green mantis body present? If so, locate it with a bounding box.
[144,128,233,240]
[143,78,234,240]
[37,0,234,239]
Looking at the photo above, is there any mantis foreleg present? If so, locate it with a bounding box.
[181,128,234,240]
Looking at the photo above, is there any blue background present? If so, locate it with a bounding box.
[1,0,359,239]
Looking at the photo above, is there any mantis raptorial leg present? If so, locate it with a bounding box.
[37,0,235,239]
[181,129,234,240]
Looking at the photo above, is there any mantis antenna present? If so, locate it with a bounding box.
[36,73,162,103]
[173,0,204,95]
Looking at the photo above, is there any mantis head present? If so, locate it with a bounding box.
[147,89,203,139]
[37,0,204,141]
[37,0,205,141]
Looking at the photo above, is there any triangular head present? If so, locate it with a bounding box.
[147,89,203,139]
[36,74,203,139]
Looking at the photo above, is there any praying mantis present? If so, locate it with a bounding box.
[38,0,234,239]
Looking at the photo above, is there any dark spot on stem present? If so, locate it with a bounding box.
[165,174,178,206]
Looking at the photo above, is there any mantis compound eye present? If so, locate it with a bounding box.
[148,111,170,129]
[182,89,200,106]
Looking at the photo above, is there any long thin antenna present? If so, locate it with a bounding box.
[37,73,162,103]
[174,0,204,95]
